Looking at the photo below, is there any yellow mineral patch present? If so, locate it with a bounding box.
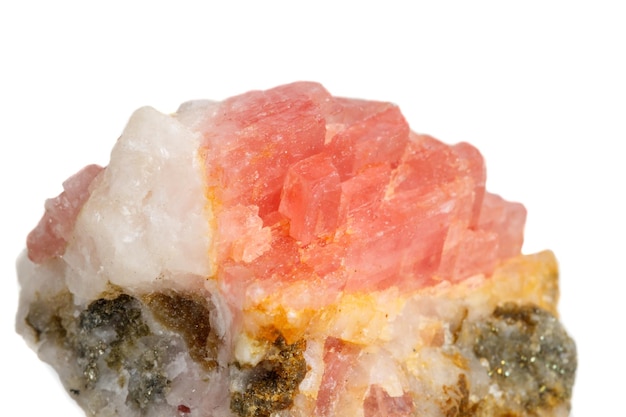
[243,251,559,348]
[234,332,272,366]
[440,251,559,318]
[419,321,445,347]
[244,286,409,347]
[323,291,406,344]
[243,303,318,344]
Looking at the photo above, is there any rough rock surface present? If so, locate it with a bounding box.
[17,82,576,416]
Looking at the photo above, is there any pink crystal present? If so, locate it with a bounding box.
[279,153,342,244]
[314,337,361,416]
[26,164,103,263]
[363,385,415,417]
[193,81,527,295]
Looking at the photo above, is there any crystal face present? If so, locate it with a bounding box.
[17,82,575,417]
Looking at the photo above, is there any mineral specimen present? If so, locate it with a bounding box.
[16,82,576,417]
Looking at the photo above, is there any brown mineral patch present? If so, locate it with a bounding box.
[444,351,470,371]
[441,374,478,417]
[145,291,218,371]
[231,335,307,417]
[25,290,73,344]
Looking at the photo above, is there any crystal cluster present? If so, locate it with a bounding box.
[17,82,575,417]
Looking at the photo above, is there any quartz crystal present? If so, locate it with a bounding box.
[16,82,576,417]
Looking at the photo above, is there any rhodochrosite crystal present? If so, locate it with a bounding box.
[16,82,576,417]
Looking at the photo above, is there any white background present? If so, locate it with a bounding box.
[1,2,624,416]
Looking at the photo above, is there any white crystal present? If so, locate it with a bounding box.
[63,106,213,301]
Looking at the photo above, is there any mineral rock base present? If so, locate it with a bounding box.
[17,82,576,417]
